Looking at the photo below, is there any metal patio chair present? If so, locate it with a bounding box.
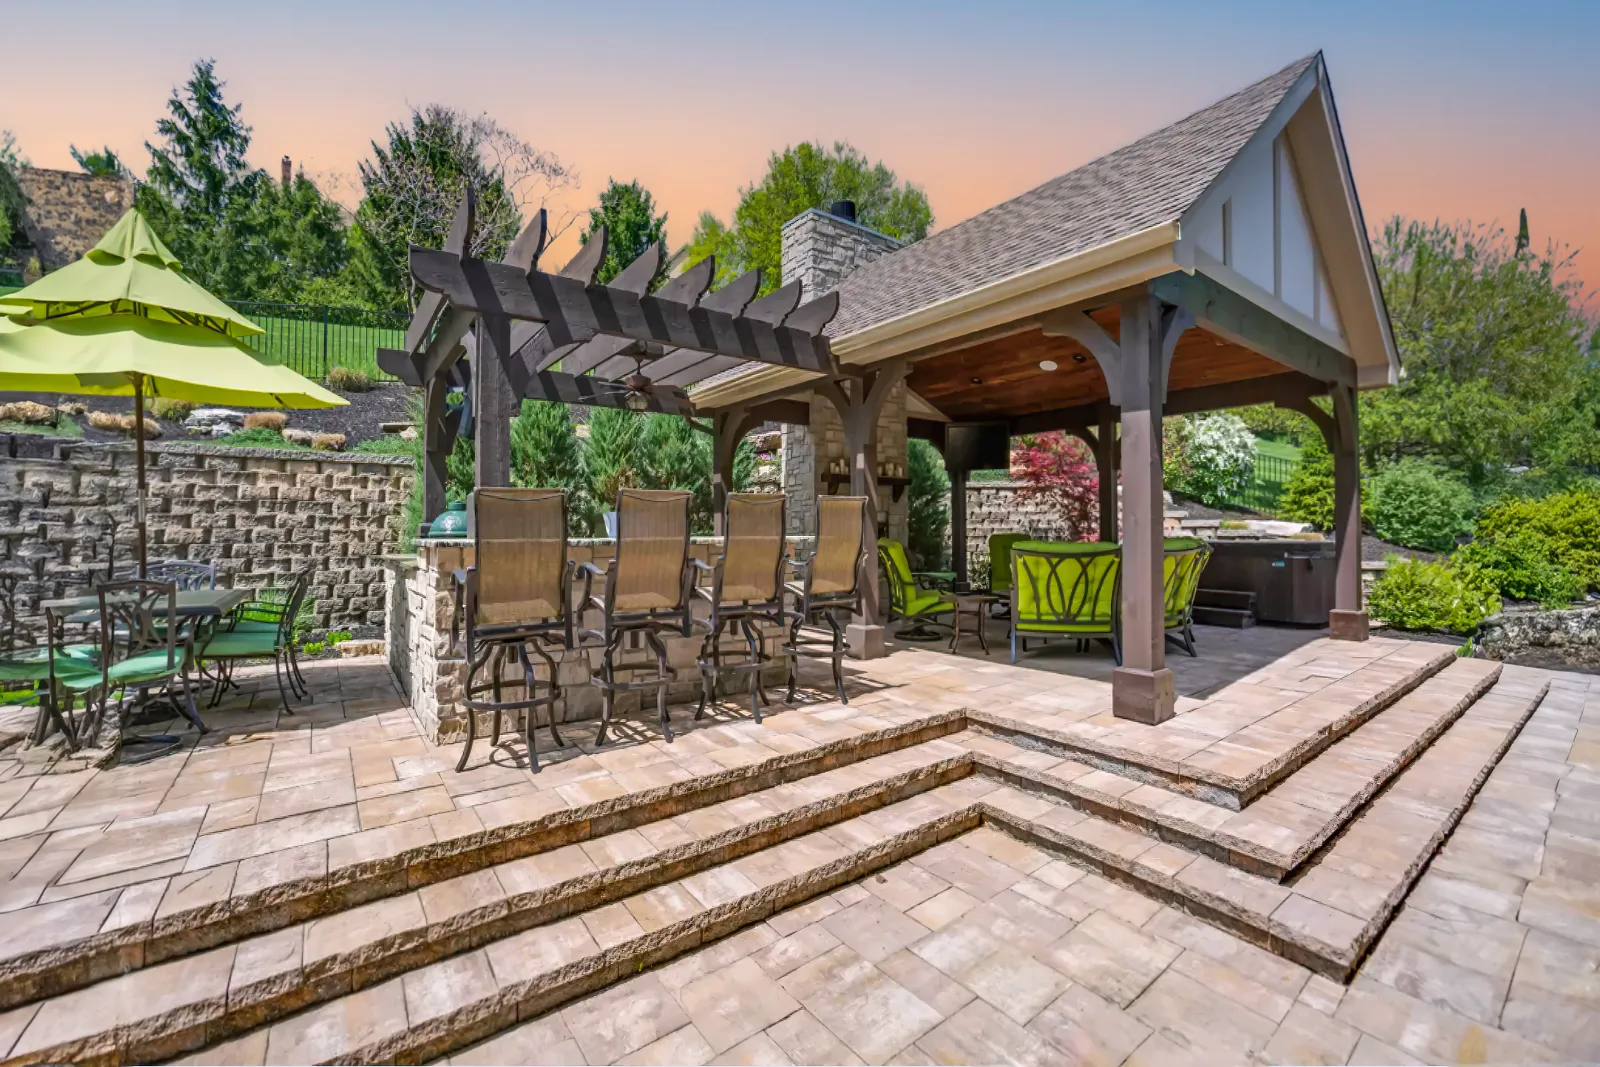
[1162,537,1213,657]
[198,570,312,713]
[879,537,957,640]
[693,493,787,724]
[783,496,871,705]
[1009,541,1122,664]
[145,559,217,590]
[450,488,575,772]
[579,489,693,745]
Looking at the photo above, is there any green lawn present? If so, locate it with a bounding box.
[242,314,404,382]
[1253,436,1302,463]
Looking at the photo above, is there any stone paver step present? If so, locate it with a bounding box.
[971,640,1456,809]
[976,667,1548,979]
[0,780,992,1066]
[965,656,1504,879]
[0,710,963,1013]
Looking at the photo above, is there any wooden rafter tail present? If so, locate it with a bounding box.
[561,225,607,283]
[505,208,548,272]
[656,256,715,305]
[698,270,761,314]
[607,242,664,295]
[742,280,802,323]
[402,190,477,354]
[375,347,427,387]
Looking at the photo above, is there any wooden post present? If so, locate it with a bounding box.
[1113,294,1175,724]
[1096,403,1118,542]
[421,376,449,528]
[711,407,757,535]
[1329,383,1368,640]
[950,467,968,586]
[474,315,514,489]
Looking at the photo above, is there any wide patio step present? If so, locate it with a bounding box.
[976,666,1548,979]
[0,780,992,1067]
[969,640,1456,809]
[966,656,1504,879]
[0,712,964,1013]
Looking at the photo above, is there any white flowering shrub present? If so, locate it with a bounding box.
[1179,413,1255,506]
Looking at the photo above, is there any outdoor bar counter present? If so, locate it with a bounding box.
[383,536,810,745]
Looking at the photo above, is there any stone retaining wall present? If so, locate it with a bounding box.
[1478,605,1600,667]
[0,440,412,642]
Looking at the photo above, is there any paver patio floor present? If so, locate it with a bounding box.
[0,628,1594,1064]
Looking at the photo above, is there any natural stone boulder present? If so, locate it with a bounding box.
[0,400,57,424]
[1478,604,1600,667]
[184,408,244,437]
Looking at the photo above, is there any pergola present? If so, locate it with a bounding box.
[688,52,1401,724]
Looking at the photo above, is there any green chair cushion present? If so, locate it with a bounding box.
[902,590,954,617]
[202,632,281,658]
[987,534,1030,593]
[226,620,280,634]
[0,645,100,683]
[59,648,185,691]
[1010,543,1120,636]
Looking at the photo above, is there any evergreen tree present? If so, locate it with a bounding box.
[583,407,642,531]
[581,179,668,288]
[511,399,594,534]
[907,438,950,571]
[70,144,129,178]
[638,415,714,532]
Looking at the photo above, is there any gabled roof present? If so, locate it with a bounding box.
[826,55,1317,340]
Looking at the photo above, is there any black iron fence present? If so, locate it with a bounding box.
[1219,450,1300,513]
[231,301,410,382]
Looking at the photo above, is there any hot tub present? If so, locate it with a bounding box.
[1199,539,1336,626]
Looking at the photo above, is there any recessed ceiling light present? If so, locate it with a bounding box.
[970,377,983,384]
[1038,360,1058,372]
[1072,352,1088,364]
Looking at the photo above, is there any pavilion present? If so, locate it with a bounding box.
[391,52,1398,727]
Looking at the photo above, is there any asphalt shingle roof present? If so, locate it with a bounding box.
[825,55,1318,340]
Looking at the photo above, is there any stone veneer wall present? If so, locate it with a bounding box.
[778,208,906,543]
[14,167,134,273]
[385,539,791,744]
[0,440,412,641]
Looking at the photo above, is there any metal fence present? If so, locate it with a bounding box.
[1219,450,1300,513]
[231,301,409,382]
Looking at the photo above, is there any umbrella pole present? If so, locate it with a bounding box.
[133,373,148,578]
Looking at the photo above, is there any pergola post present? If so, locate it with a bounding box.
[819,362,905,659]
[711,406,760,535]
[1329,383,1368,640]
[473,314,514,489]
[949,467,968,586]
[1096,402,1118,541]
[1114,294,1176,724]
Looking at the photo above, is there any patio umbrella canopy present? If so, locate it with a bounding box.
[0,210,346,572]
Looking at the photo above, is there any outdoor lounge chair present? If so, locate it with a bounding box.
[199,571,312,714]
[783,496,871,705]
[693,493,787,724]
[879,537,957,640]
[986,532,1030,619]
[1162,536,1213,657]
[1008,541,1122,664]
[450,488,574,771]
[580,488,694,745]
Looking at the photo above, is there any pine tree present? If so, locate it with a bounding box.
[511,400,594,534]
[580,179,668,288]
[583,407,642,532]
[638,415,713,531]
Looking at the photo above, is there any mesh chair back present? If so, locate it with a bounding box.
[720,494,785,603]
[613,489,691,613]
[472,488,569,626]
[1162,538,1213,628]
[811,496,867,596]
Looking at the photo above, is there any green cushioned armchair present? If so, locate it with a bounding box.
[1008,541,1121,664]
[878,538,956,640]
[1161,537,1213,656]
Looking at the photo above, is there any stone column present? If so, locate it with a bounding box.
[1113,295,1175,724]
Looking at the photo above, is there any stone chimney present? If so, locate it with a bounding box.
[281,156,292,188]
[779,204,906,539]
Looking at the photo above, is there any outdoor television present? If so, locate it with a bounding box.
[944,421,1010,472]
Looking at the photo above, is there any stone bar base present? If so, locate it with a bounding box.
[384,537,793,745]
[1329,609,1370,642]
[1111,665,1176,724]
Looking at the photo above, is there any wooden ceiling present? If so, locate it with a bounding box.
[906,305,1293,422]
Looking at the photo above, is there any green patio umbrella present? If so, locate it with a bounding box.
[0,211,346,573]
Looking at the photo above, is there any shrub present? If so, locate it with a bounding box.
[0,400,56,424]
[636,414,714,532]
[907,437,949,571]
[1012,431,1099,538]
[151,398,194,422]
[243,411,288,432]
[326,630,354,644]
[1475,490,1600,589]
[351,434,413,455]
[1454,530,1584,607]
[311,432,347,451]
[327,366,375,393]
[584,407,641,528]
[283,428,315,446]
[300,641,326,655]
[1278,433,1335,529]
[1175,413,1255,507]
[1365,460,1475,551]
[1367,556,1500,634]
[217,428,299,448]
[86,411,161,438]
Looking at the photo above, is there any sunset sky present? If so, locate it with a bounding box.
[8,0,1598,301]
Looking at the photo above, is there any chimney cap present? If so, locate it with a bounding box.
[829,200,857,223]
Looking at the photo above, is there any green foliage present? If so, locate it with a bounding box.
[1233,404,1315,444]
[445,431,475,503]
[326,630,353,644]
[70,144,128,177]
[136,60,349,303]
[1367,556,1500,634]
[687,141,932,292]
[216,428,305,449]
[351,434,414,455]
[583,407,641,526]
[907,438,950,572]
[0,130,28,252]
[1168,413,1255,507]
[638,415,714,533]
[510,400,594,534]
[1277,433,1336,530]
[1364,217,1597,486]
[1453,530,1584,607]
[300,641,326,655]
[1475,490,1600,589]
[150,398,194,422]
[582,179,668,288]
[1364,460,1476,551]
[345,106,571,311]
[326,366,375,393]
